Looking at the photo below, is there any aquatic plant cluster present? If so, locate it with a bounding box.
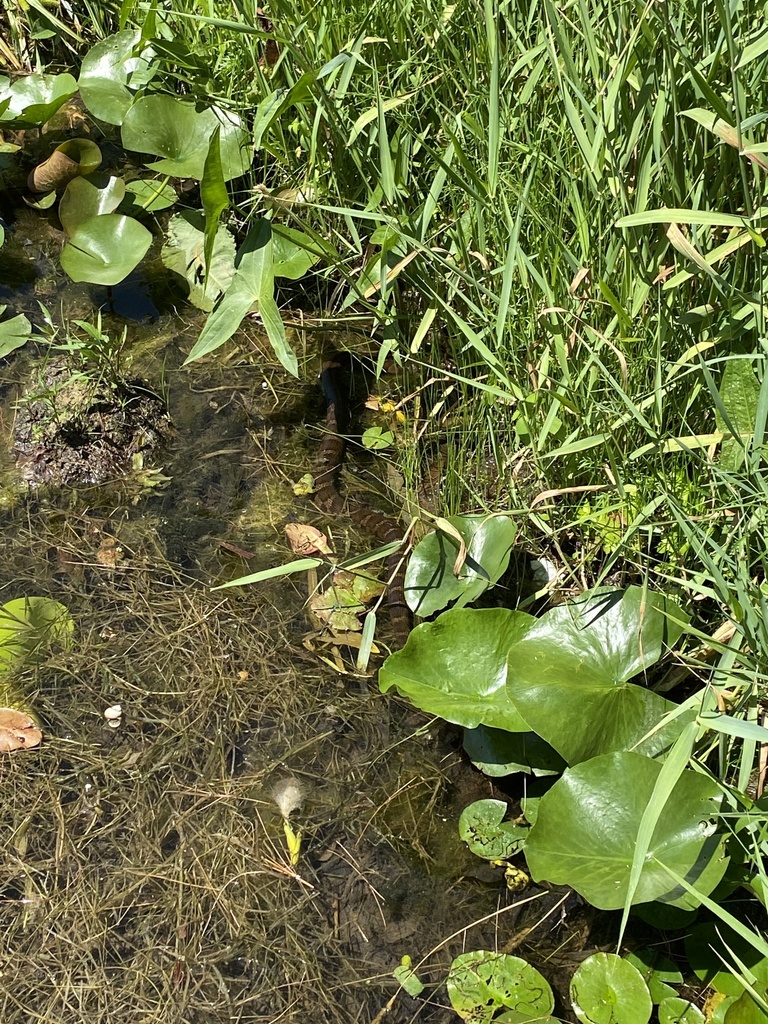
[4,0,768,1022]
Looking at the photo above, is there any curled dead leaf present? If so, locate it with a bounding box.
[0,708,42,752]
[285,522,332,556]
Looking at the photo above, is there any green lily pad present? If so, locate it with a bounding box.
[272,226,320,279]
[459,799,528,860]
[686,923,768,998]
[624,950,683,1004]
[447,951,554,1023]
[0,597,74,677]
[658,997,705,1024]
[505,586,691,764]
[0,306,33,359]
[525,751,727,910]
[362,426,394,450]
[0,72,77,127]
[121,95,251,180]
[60,213,152,285]
[161,211,236,311]
[404,514,517,616]
[393,956,424,997]
[570,953,652,1024]
[463,726,566,777]
[78,29,156,125]
[379,607,533,731]
[59,175,126,236]
[122,179,177,215]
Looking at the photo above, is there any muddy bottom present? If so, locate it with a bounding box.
[0,320,609,1024]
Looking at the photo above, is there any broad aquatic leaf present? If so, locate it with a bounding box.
[0,308,33,359]
[658,998,705,1024]
[686,923,768,998]
[525,751,727,910]
[624,950,683,1004]
[405,514,517,615]
[447,951,554,1022]
[379,607,533,730]
[570,954,652,1024]
[78,29,155,124]
[361,426,394,450]
[201,126,229,277]
[122,95,251,180]
[458,799,528,860]
[161,211,235,312]
[0,72,77,127]
[505,587,690,764]
[59,174,126,236]
[272,227,320,279]
[394,958,425,997]
[122,178,177,214]
[716,357,760,471]
[463,725,566,777]
[0,597,73,677]
[184,218,297,375]
[28,138,101,193]
[60,213,152,285]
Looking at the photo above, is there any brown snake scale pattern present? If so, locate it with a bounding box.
[314,354,411,645]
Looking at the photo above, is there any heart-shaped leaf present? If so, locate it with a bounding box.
[405,514,517,616]
[524,751,727,910]
[272,226,320,279]
[59,174,125,235]
[60,213,152,285]
[463,725,566,777]
[121,95,251,180]
[505,587,691,764]
[447,951,554,1022]
[459,799,528,860]
[658,998,705,1024]
[379,607,533,730]
[570,954,652,1024]
[183,218,297,375]
[0,307,33,359]
[0,72,77,127]
[161,211,236,311]
[78,29,156,125]
[121,178,177,215]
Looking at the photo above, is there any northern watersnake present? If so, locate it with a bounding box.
[314,353,411,645]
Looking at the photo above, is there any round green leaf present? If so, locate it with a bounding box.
[59,174,125,235]
[0,72,77,127]
[506,586,691,764]
[658,997,705,1024]
[459,799,528,860]
[447,951,554,1022]
[362,426,394,450]
[463,726,566,777]
[122,178,177,214]
[0,597,74,676]
[405,514,517,616]
[0,308,32,359]
[60,213,152,285]
[379,607,533,731]
[161,210,236,311]
[525,751,727,910]
[78,30,155,125]
[272,227,319,279]
[121,95,251,180]
[570,954,652,1024]
[624,950,683,1004]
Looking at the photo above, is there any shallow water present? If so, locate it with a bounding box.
[0,222,603,1022]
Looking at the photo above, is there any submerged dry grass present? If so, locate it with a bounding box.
[0,507,497,1023]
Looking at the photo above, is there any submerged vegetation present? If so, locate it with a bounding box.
[4,0,768,1021]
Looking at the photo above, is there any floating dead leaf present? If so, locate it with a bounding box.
[332,569,385,603]
[309,586,364,631]
[292,473,315,496]
[0,708,42,752]
[285,522,332,556]
[95,536,123,568]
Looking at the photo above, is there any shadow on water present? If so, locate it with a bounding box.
[0,225,610,1024]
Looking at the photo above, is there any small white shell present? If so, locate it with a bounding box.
[103,704,123,721]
